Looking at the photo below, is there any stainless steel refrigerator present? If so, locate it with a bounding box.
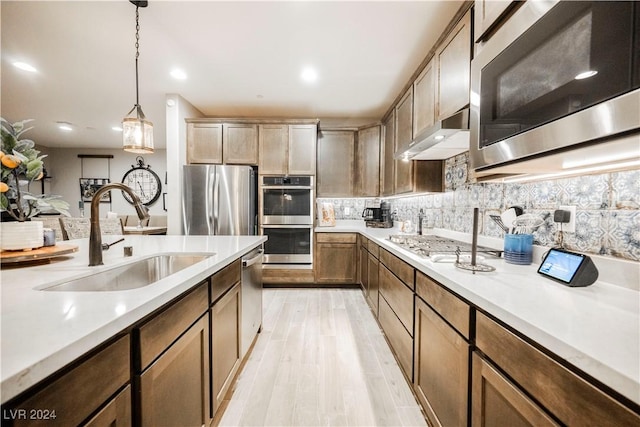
[182,165,258,235]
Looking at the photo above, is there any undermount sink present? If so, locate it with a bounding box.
[38,254,213,292]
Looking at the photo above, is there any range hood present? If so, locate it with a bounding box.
[395,109,470,161]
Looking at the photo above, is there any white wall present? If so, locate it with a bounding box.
[165,94,204,235]
[43,147,167,218]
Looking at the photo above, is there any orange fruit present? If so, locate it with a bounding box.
[1,154,21,169]
[0,182,8,192]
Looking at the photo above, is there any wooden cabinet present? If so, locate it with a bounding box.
[474,0,516,42]
[223,123,258,165]
[381,112,395,196]
[211,282,241,414]
[359,235,368,294]
[84,386,132,427]
[316,130,355,197]
[138,315,210,427]
[367,251,379,315]
[6,336,130,427]
[472,353,558,427]
[436,9,472,120]
[187,122,223,164]
[395,87,414,155]
[314,233,357,284]
[135,284,210,427]
[354,125,381,197]
[414,272,470,427]
[413,58,437,136]
[259,124,317,175]
[475,312,640,426]
[377,249,415,380]
[186,121,257,165]
[289,124,317,175]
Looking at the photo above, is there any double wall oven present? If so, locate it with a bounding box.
[260,176,313,265]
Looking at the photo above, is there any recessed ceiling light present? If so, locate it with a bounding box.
[575,70,598,80]
[13,62,37,73]
[170,69,187,80]
[112,126,123,132]
[301,67,318,83]
[58,124,73,132]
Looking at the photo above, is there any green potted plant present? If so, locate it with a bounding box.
[1,118,70,250]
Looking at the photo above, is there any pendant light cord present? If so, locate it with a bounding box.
[135,6,140,109]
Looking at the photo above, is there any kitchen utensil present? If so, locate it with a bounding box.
[489,214,509,232]
[513,214,545,234]
[501,208,518,233]
[504,234,533,265]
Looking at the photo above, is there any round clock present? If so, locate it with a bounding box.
[122,156,162,206]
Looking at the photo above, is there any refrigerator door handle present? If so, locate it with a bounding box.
[212,170,220,234]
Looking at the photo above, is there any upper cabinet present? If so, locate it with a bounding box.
[381,112,395,197]
[288,124,317,175]
[474,0,516,43]
[316,130,355,197]
[436,9,472,120]
[258,123,317,175]
[186,121,258,165]
[395,87,414,155]
[223,123,258,165]
[354,125,381,197]
[187,122,223,164]
[413,58,437,137]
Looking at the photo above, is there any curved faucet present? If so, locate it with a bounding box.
[89,183,150,266]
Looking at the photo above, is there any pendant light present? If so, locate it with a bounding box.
[122,0,153,153]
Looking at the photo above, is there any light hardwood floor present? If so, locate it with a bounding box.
[218,288,427,426]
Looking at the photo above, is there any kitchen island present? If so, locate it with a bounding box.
[0,234,266,416]
[317,220,640,424]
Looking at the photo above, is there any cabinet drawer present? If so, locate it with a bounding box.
[137,284,209,371]
[416,271,470,339]
[476,312,640,426]
[10,335,130,427]
[316,232,357,244]
[380,248,414,289]
[84,385,132,427]
[379,294,413,380]
[367,240,379,258]
[359,234,368,249]
[379,264,414,335]
[210,259,241,304]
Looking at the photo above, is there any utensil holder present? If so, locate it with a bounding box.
[504,234,533,265]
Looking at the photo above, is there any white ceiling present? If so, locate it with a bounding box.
[1,0,464,149]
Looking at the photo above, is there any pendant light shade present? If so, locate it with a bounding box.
[123,0,153,153]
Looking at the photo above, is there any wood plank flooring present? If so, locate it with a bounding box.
[218,288,427,426]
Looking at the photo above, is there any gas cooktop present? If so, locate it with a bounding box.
[387,235,502,259]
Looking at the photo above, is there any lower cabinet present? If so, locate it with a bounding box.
[474,312,640,426]
[135,283,210,427]
[314,233,357,284]
[4,335,131,427]
[84,385,131,427]
[138,315,210,427]
[359,237,369,295]
[414,296,468,427]
[211,282,242,414]
[367,251,379,315]
[471,353,558,427]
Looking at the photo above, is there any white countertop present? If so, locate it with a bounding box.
[316,220,640,406]
[0,234,266,403]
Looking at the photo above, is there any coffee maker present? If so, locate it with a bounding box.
[362,201,393,228]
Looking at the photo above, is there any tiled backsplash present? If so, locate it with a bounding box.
[318,161,640,262]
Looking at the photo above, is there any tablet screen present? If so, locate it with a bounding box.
[538,249,585,283]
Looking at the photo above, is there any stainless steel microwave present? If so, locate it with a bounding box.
[470,1,640,175]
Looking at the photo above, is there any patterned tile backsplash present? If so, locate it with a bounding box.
[318,161,640,262]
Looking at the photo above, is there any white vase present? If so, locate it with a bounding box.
[0,221,44,251]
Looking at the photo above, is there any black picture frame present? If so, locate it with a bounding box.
[79,178,111,203]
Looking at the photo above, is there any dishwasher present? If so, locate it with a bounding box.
[241,246,263,358]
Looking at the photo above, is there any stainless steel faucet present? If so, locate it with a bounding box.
[89,183,150,266]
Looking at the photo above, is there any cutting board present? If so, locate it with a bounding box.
[0,244,79,265]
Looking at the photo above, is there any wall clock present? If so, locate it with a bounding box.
[121,156,162,206]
